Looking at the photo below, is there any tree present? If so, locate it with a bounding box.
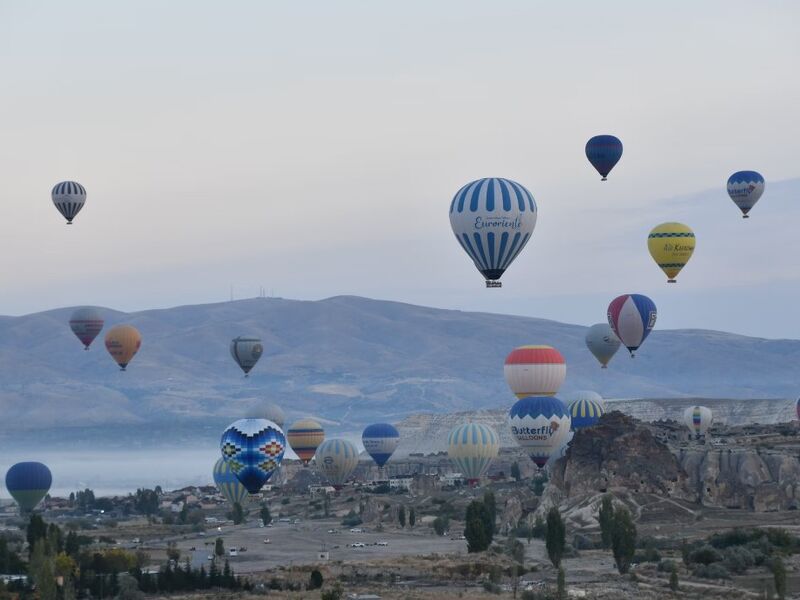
[115,573,144,600]
[464,501,492,553]
[557,566,566,599]
[773,556,786,600]
[214,538,225,558]
[323,493,331,517]
[598,495,614,549]
[230,502,245,525]
[511,461,521,482]
[28,542,57,600]
[321,582,343,600]
[409,508,416,528]
[260,505,272,526]
[309,569,324,590]
[27,514,48,553]
[398,506,406,528]
[611,507,636,574]
[167,541,181,562]
[545,508,566,568]
[669,563,679,592]
[65,530,80,558]
[433,517,448,536]
[483,491,496,536]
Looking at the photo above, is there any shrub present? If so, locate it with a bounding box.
[692,563,730,580]
[657,559,676,572]
[688,545,723,566]
[722,546,755,574]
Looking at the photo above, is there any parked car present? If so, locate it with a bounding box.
[263,538,271,544]
[376,541,388,546]
[349,542,366,548]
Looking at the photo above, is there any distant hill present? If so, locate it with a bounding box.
[0,296,798,433]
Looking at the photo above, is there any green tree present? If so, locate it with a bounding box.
[28,542,57,600]
[464,501,492,553]
[214,537,225,558]
[483,491,496,536]
[433,517,448,536]
[65,530,80,558]
[611,507,637,574]
[773,556,786,600]
[511,461,521,482]
[398,505,406,528]
[669,563,679,592]
[545,507,566,568]
[557,566,566,599]
[115,573,144,599]
[409,507,416,528]
[321,582,343,600]
[230,502,245,525]
[598,495,614,549]
[260,505,272,526]
[166,541,181,562]
[309,569,324,590]
[323,493,331,517]
[27,514,48,553]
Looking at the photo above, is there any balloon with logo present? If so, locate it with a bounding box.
[508,396,572,468]
[104,325,142,371]
[51,181,86,224]
[220,418,286,493]
[362,423,400,468]
[585,135,623,181]
[607,294,657,357]
[683,406,713,438]
[315,438,359,488]
[5,462,52,512]
[213,458,249,507]
[727,171,765,218]
[69,307,104,350]
[447,423,500,483]
[647,222,696,283]
[449,177,538,288]
[287,419,325,466]
[230,336,263,376]
[568,397,605,430]
[504,345,566,398]
[585,323,621,368]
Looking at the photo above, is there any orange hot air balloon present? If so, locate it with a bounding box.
[104,325,142,371]
[286,419,325,466]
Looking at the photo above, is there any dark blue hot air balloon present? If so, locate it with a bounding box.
[220,418,286,493]
[5,462,52,512]
[585,135,623,181]
[362,423,400,468]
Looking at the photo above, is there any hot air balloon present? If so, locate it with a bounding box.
[220,418,286,493]
[104,325,142,371]
[585,135,623,181]
[447,423,500,483]
[796,398,800,421]
[5,462,52,512]
[449,177,538,288]
[564,390,605,410]
[213,458,249,507]
[315,438,359,488]
[362,423,400,468]
[230,336,263,376]
[51,181,86,224]
[69,307,104,350]
[585,323,621,369]
[508,396,572,469]
[683,406,713,438]
[607,294,657,357]
[647,223,696,283]
[287,419,325,466]
[263,403,285,428]
[504,346,566,398]
[727,171,765,218]
[568,397,604,430]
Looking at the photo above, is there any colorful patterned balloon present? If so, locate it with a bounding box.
[607,294,657,357]
[647,222,696,283]
[286,419,325,465]
[508,396,571,469]
[683,405,713,437]
[727,171,765,218]
[568,397,604,430]
[447,423,500,482]
[220,418,285,493]
[504,345,566,398]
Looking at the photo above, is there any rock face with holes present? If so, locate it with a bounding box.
[544,411,800,513]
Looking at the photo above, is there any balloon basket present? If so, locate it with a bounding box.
[601,177,607,181]
[601,365,608,369]
[667,279,676,283]
[743,215,749,219]
[486,281,502,288]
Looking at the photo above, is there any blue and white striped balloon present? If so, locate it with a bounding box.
[362,423,400,468]
[447,423,499,482]
[727,171,765,218]
[449,178,537,287]
[51,181,86,224]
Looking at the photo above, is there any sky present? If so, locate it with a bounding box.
[1,1,799,338]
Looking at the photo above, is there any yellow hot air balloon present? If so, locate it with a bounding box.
[647,222,695,283]
[104,325,142,371]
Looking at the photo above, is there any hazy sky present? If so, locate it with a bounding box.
[1,1,799,338]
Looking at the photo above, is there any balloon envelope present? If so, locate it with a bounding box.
[447,423,500,482]
[585,135,623,180]
[287,419,325,465]
[607,294,657,356]
[508,396,572,468]
[263,403,285,428]
[104,325,142,370]
[51,181,86,224]
[362,423,400,468]
[683,406,713,436]
[213,458,249,507]
[220,418,286,493]
[449,177,537,286]
[568,398,604,430]
[585,323,621,368]
[727,171,765,218]
[69,307,104,349]
[564,390,604,410]
[647,222,696,283]
[5,462,52,512]
[230,336,263,375]
[504,345,566,398]
[315,438,359,487]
